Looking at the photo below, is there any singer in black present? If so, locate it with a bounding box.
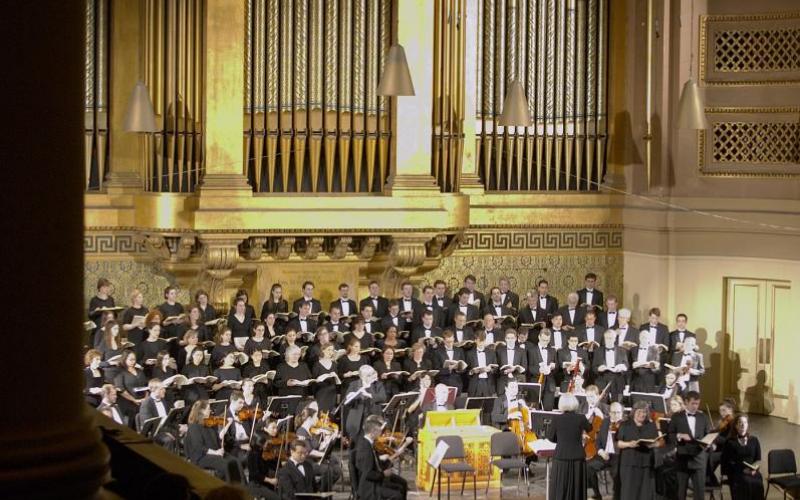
[722,414,764,500]
[667,391,712,500]
[617,401,660,500]
[546,393,592,500]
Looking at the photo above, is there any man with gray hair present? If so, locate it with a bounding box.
[558,292,586,329]
[343,365,387,439]
[616,308,637,345]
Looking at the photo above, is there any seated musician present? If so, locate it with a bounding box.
[582,384,609,416]
[246,420,284,493]
[294,401,342,491]
[556,332,589,393]
[420,383,455,414]
[97,383,126,426]
[183,400,244,483]
[490,380,527,428]
[223,391,262,462]
[592,329,629,402]
[465,331,497,397]
[432,329,466,392]
[276,439,317,499]
[343,365,387,440]
[138,378,185,452]
[587,401,624,500]
[355,415,408,500]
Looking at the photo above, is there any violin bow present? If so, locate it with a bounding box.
[248,402,260,445]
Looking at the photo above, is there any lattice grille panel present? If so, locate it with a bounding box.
[712,122,800,164]
[714,28,800,73]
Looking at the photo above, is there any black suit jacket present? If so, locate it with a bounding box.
[517,305,543,327]
[287,316,318,334]
[558,306,587,328]
[499,290,520,312]
[575,324,607,345]
[465,348,497,392]
[668,329,696,353]
[360,296,389,319]
[535,295,559,323]
[330,298,358,317]
[355,435,385,499]
[343,380,387,438]
[577,288,604,309]
[668,410,712,469]
[380,314,402,333]
[598,310,620,329]
[277,459,316,499]
[591,346,629,376]
[446,303,480,326]
[454,290,486,311]
[639,323,670,347]
[291,297,322,314]
[433,295,453,312]
[433,346,466,387]
[483,303,516,319]
[414,301,446,328]
[411,325,443,345]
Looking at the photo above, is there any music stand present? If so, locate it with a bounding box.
[295,494,335,499]
[530,409,563,438]
[518,383,543,407]
[462,397,495,425]
[629,392,667,414]
[266,395,304,420]
[383,392,419,419]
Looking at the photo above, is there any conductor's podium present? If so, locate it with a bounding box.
[416,409,501,491]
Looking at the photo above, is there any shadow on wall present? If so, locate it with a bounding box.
[701,328,742,408]
[744,370,774,416]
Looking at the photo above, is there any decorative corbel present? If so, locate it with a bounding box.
[140,234,171,261]
[331,236,353,260]
[243,237,267,260]
[274,237,295,260]
[199,237,245,305]
[175,235,196,261]
[357,236,381,260]
[426,234,449,258]
[387,236,429,277]
[301,237,325,260]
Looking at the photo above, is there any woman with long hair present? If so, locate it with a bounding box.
[722,414,764,500]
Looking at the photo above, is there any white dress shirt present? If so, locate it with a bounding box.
[154,398,167,418]
[477,350,488,379]
[604,348,616,368]
[552,330,563,349]
[586,289,594,305]
[340,300,350,316]
[687,413,697,436]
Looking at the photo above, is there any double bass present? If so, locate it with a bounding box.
[508,399,537,457]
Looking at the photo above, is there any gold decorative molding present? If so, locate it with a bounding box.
[700,11,800,86]
[698,106,800,178]
[331,237,353,260]
[274,237,296,260]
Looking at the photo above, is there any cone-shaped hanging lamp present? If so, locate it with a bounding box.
[377,45,415,96]
[676,78,708,130]
[498,81,532,127]
[123,80,158,133]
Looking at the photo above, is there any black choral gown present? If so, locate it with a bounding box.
[312,359,339,412]
[546,412,592,500]
[617,419,657,500]
[722,435,764,500]
[121,305,149,345]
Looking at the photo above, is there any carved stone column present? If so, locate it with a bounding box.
[0,3,110,496]
[199,236,246,306]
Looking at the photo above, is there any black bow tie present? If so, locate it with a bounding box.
[686,413,696,418]
[569,349,577,352]
[605,348,615,352]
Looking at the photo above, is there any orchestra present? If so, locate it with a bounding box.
[84,273,765,500]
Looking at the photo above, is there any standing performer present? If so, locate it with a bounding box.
[617,401,661,500]
[668,391,712,500]
[465,331,497,397]
[546,393,592,500]
[343,365,387,439]
[528,329,557,410]
[592,330,629,402]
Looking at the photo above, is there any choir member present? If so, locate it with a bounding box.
[498,277,520,312]
[241,349,270,379]
[195,289,217,324]
[722,414,764,500]
[210,327,236,368]
[461,274,486,311]
[480,313,504,344]
[152,351,177,384]
[587,402,623,500]
[557,333,590,393]
[528,328,557,410]
[547,393,592,500]
[630,330,661,393]
[305,326,333,367]
[355,416,408,500]
[84,349,104,406]
[708,399,737,486]
[331,282,358,317]
[466,331,497,397]
[158,286,185,341]
[323,306,349,336]
[97,383,126,425]
[617,401,660,500]
[121,288,148,345]
[484,286,515,319]
[360,305,380,335]
[416,285,445,328]
[240,378,265,410]
[639,307,670,348]
[397,281,420,330]
[291,280,321,314]
[446,288,480,326]
[549,313,568,350]
[376,325,406,351]
[411,310,442,346]
[451,312,475,345]
[671,337,705,393]
[294,401,342,491]
[535,279,559,324]
[403,342,433,391]
[211,351,243,402]
[518,291,545,333]
[598,295,620,329]
[137,323,168,370]
[668,391,713,500]
[261,311,280,341]
[343,365,387,439]
[260,283,289,322]
[273,345,312,397]
[287,301,317,337]
[495,329,526,396]
[227,298,252,350]
[669,313,695,355]
[577,273,604,310]
[381,300,404,335]
[343,317,376,351]
[374,346,403,399]
[89,278,116,324]
[228,289,257,319]
[114,350,148,426]
[433,279,452,311]
[312,344,339,413]
[275,328,301,357]
[98,320,126,364]
[615,308,636,344]
[657,370,686,400]
[405,374,434,434]
[243,321,270,355]
[338,338,369,392]
[181,349,211,404]
[183,400,244,482]
[558,293,586,330]
[432,330,465,392]
[576,310,605,366]
[179,304,210,343]
[360,280,390,320]
[592,330,629,402]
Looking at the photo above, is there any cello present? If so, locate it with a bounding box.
[584,382,612,459]
[508,399,537,457]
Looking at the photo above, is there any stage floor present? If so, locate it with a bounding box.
[325,414,799,499]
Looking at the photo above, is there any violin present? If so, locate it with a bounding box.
[566,358,583,394]
[260,432,296,462]
[309,411,339,435]
[202,416,226,427]
[375,430,408,456]
[238,408,265,421]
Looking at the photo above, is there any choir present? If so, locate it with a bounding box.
[83,273,766,499]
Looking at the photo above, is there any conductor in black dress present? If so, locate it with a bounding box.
[547,393,592,500]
